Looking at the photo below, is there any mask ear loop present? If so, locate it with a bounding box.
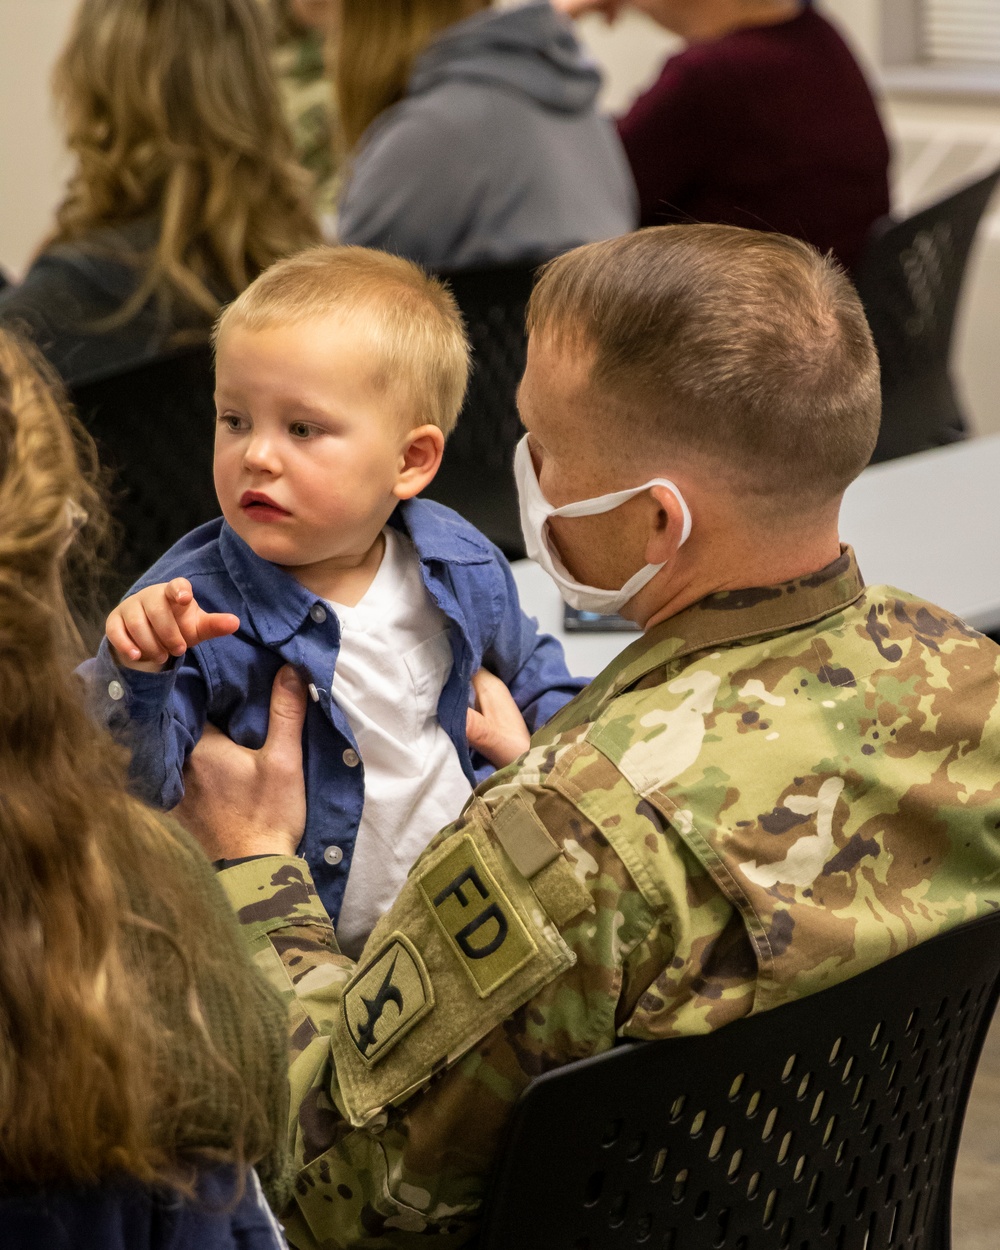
[550,480,694,546]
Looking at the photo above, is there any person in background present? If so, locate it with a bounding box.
[0,0,319,389]
[333,0,637,269]
[270,0,341,228]
[0,330,291,1249]
[555,0,890,272]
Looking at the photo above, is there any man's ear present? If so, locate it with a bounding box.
[393,425,446,500]
[645,484,690,565]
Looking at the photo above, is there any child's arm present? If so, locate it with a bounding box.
[81,579,239,810]
[482,556,590,734]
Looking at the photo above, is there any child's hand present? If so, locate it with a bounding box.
[466,669,531,769]
[107,578,240,672]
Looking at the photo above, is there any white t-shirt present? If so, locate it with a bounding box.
[330,527,474,958]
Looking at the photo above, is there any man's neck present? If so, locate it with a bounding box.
[638,532,843,632]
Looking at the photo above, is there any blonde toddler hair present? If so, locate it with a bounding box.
[216,245,470,434]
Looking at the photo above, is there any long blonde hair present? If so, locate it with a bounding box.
[335,0,490,153]
[50,0,320,325]
[0,330,286,1190]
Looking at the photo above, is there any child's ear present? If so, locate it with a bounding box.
[393,425,445,500]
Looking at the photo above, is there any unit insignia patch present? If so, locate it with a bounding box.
[342,933,433,1066]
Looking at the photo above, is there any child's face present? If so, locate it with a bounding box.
[213,316,411,574]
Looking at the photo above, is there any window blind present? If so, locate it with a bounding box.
[922,0,1000,66]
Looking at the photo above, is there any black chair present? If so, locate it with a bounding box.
[479,908,1000,1250]
[70,345,219,606]
[428,262,546,559]
[854,167,1000,464]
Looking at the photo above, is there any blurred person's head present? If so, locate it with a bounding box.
[0,329,284,1189]
[518,224,880,624]
[335,0,492,151]
[52,0,320,325]
[211,246,469,583]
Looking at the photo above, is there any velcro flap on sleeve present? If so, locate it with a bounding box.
[330,804,576,1126]
[491,792,595,928]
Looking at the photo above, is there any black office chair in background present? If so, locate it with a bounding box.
[427,261,544,560]
[479,908,1000,1250]
[70,344,219,607]
[855,166,1000,464]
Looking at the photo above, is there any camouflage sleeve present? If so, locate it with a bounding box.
[217,857,354,1075]
[219,769,663,1250]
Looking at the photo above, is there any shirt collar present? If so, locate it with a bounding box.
[389,498,496,566]
[219,522,323,646]
[603,546,866,699]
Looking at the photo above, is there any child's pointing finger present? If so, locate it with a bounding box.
[165,577,194,607]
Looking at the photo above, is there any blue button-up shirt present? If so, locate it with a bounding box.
[84,499,587,920]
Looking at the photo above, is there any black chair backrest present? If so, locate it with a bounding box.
[854,166,1000,464]
[70,345,219,606]
[426,262,543,559]
[479,909,1000,1250]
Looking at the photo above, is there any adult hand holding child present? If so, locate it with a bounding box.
[177,666,308,861]
[177,664,526,861]
[107,577,239,670]
[466,668,531,769]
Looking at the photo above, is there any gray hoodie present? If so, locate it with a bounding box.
[336,3,637,269]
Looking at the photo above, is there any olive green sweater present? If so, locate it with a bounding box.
[121,817,291,1208]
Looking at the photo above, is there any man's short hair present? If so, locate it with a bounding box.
[527,225,881,508]
[216,246,470,435]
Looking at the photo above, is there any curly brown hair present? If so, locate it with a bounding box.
[49,0,320,325]
[0,330,287,1190]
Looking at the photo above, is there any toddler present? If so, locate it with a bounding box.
[86,246,585,956]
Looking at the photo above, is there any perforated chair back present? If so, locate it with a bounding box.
[425,262,543,558]
[478,909,1000,1250]
[70,344,219,606]
[854,167,1000,463]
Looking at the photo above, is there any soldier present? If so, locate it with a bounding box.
[177,225,1000,1248]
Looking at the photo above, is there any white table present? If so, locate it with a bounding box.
[512,435,1000,680]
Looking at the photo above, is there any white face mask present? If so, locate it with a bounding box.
[514,435,692,616]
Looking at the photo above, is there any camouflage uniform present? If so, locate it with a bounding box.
[220,547,1000,1249]
[270,12,339,220]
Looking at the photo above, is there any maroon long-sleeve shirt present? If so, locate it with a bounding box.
[617,7,890,272]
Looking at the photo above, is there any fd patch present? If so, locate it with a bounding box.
[418,834,536,997]
[343,933,434,1066]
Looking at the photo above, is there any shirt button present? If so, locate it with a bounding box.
[342,748,360,768]
[309,604,327,623]
[323,845,344,866]
[108,680,124,701]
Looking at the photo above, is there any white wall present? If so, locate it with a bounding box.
[2,0,1000,433]
[0,0,76,279]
